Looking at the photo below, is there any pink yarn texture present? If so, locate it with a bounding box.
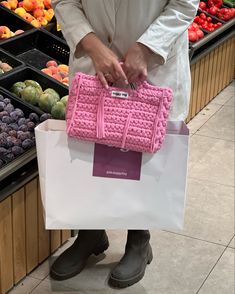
[66,72,173,153]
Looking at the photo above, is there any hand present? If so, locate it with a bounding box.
[123,43,152,83]
[80,33,128,88]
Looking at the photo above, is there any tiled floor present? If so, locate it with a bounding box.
[9,81,234,294]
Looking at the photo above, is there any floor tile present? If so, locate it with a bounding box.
[197,105,234,141]
[225,95,234,107]
[187,103,222,135]
[211,81,234,105]
[29,259,50,280]
[197,248,234,294]
[31,279,81,294]
[46,230,224,294]
[169,178,234,246]
[8,277,41,294]
[188,135,234,186]
[228,236,235,249]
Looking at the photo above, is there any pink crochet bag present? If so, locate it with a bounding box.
[66,72,173,153]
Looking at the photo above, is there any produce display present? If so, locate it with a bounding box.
[199,1,235,20]
[0,93,52,168]
[41,60,69,86]
[10,79,68,119]
[0,25,24,40]
[0,0,54,27]
[0,60,13,74]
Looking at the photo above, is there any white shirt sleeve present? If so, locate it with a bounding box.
[52,0,95,55]
[137,0,199,64]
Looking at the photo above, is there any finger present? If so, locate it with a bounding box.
[105,73,115,84]
[139,68,148,81]
[128,72,140,83]
[113,62,129,84]
[97,72,109,89]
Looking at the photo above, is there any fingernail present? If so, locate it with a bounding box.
[125,79,129,85]
[105,85,109,89]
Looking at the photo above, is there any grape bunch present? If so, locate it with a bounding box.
[0,94,52,168]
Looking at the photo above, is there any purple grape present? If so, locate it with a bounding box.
[3,98,10,105]
[0,102,6,111]
[17,131,29,141]
[40,113,52,122]
[22,139,34,149]
[18,118,27,126]
[10,109,24,121]
[24,131,31,139]
[0,111,9,119]
[14,108,24,117]
[6,137,14,148]
[0,137,7,148]
[2,116,13,124]
[5,103,14,114]
[9,130,17,137]
[0,147,7,157]
[8,123,19,131]
[0,132,8,139]
[29,113,39,123]
[19,124,28,132]
[27,121,35,131]
[0,95,4,102]
[0,122,8,132]
[13,138,22,147]
[12,146,24,156]
[4,152,15,162]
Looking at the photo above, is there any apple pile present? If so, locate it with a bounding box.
[0,25,24,40]
[41,60,69,86]
[1,0,54,27]
[199,1,235,21]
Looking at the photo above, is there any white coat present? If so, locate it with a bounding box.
[52,0,199,120]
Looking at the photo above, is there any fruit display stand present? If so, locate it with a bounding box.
[0,23,70,294]
[187,14,235,122]
[0,5,35,41]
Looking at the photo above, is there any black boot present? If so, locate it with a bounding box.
[50,230,109,280]
[108,230,153,288]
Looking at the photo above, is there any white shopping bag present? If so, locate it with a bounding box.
[35,120,189,230]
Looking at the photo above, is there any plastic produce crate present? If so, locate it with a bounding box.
[0,6,34,43]
[0,66,68,115]
[0,88,41,181]
[1,29,70,69]
[0,49,24,76]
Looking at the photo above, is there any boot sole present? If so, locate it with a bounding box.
[50,240,109,281]
[108,246,153,289]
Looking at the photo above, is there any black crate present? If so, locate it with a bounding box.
[0,88,41,181]
[0,49,24,76]
[1,29,70,69]
[0,6,34,43]
[0,66,68,115]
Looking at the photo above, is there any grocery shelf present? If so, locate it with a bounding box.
[1,29,69,69]
[0,48,25,76]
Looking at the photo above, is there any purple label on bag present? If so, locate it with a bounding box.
[93,144,142,180]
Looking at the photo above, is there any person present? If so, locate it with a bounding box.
[50,0,199,289]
